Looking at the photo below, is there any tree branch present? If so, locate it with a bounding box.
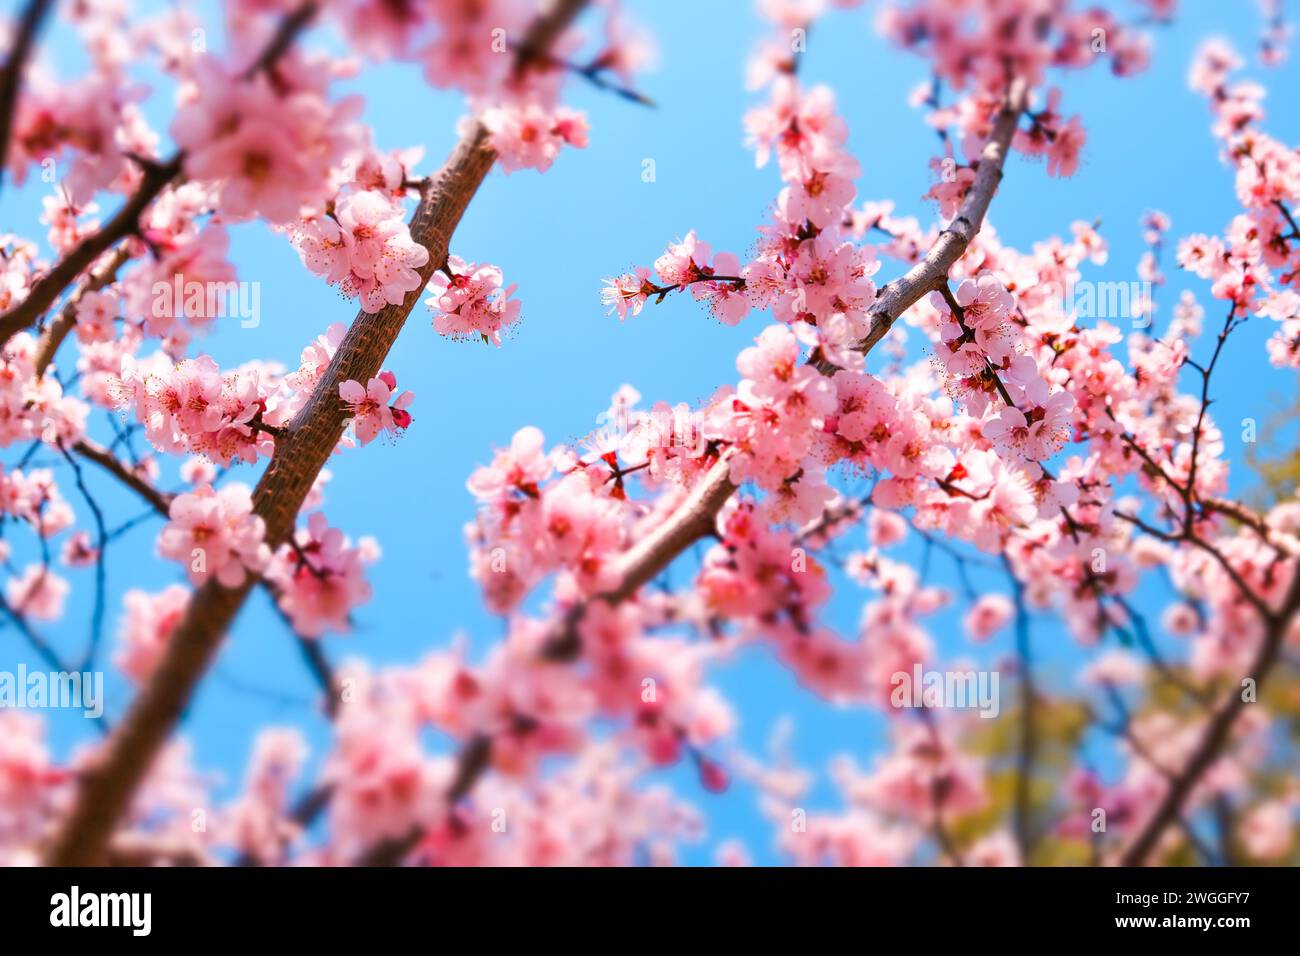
[34,244,132,378]
[814,79,1029,374]
[42,0,590,868]
[0,0,54,194]
[71,437,173,515]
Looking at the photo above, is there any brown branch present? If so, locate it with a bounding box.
[72,437,173,514]
[77,431,341,715]
[1115,509,1275,624]
[1274,199,1300,242]
[1202,496,1297,557]
[0,593,75,675]
[34,244,132,377]
[0,0,54,194]
[241,1,319,80]
[795,491,871,545]
[814,79,1029,375]
[293,623,340,718]
[543,78,1030,661]
[42,0,590,868]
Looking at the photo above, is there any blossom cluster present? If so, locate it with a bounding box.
[426,257,521,345]
[157,483,271,588]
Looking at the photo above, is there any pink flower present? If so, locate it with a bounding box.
[266,512,378,638]
[1239,801,1293,860]
[1,468,75,537]
[292,214,350,286]
[1161,603,1199,636]
[693,252,749,325]
[761,467,836,526]
[482,103,589,174]
[426,257,521,346]
[185,117,307,222]
[654,231,713,287]
[781,166,857,230]
[0,709,67,853]
[74,289,118,344]
[868,509,909,548]
[171,59,359,224]
[130,226,238,337]
[295,191,430,313]
[116,585,191,683]
[1082,650,1146,687]
[853,721,987,821]
[967,831,1021,867]
[339,372,414,445]
[952,273,1015,330]
[180,457,218,486]
[287,323,347,396]
[924,157,976,218]
[467,426,553,501]
[157,484,271,587]
[696,755,730,794]
[744,79,848,174]
[1046,115,1086,177]
[963,593,1014,642]
[982,357,1076,461]
[9,75,133,205]
[966,458,1038,553]
[225,728,310,863]
[600,267,654,320]
[5,565,69,621]
[981,397,1072,461]
[113,353,273,467]
[60,531,99,567]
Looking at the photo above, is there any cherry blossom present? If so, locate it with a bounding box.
[482,103,589,174]
[157,484,271,587]
[116,585,192,683]
[266,512,379,637]
[339,372,414,445]
[5,564,70,621]
[963,594,1015,642]
[2,0,1297,877]
[293,191,431,313]
[426,257,521,345]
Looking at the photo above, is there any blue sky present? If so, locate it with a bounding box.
[3,0,1298,865]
